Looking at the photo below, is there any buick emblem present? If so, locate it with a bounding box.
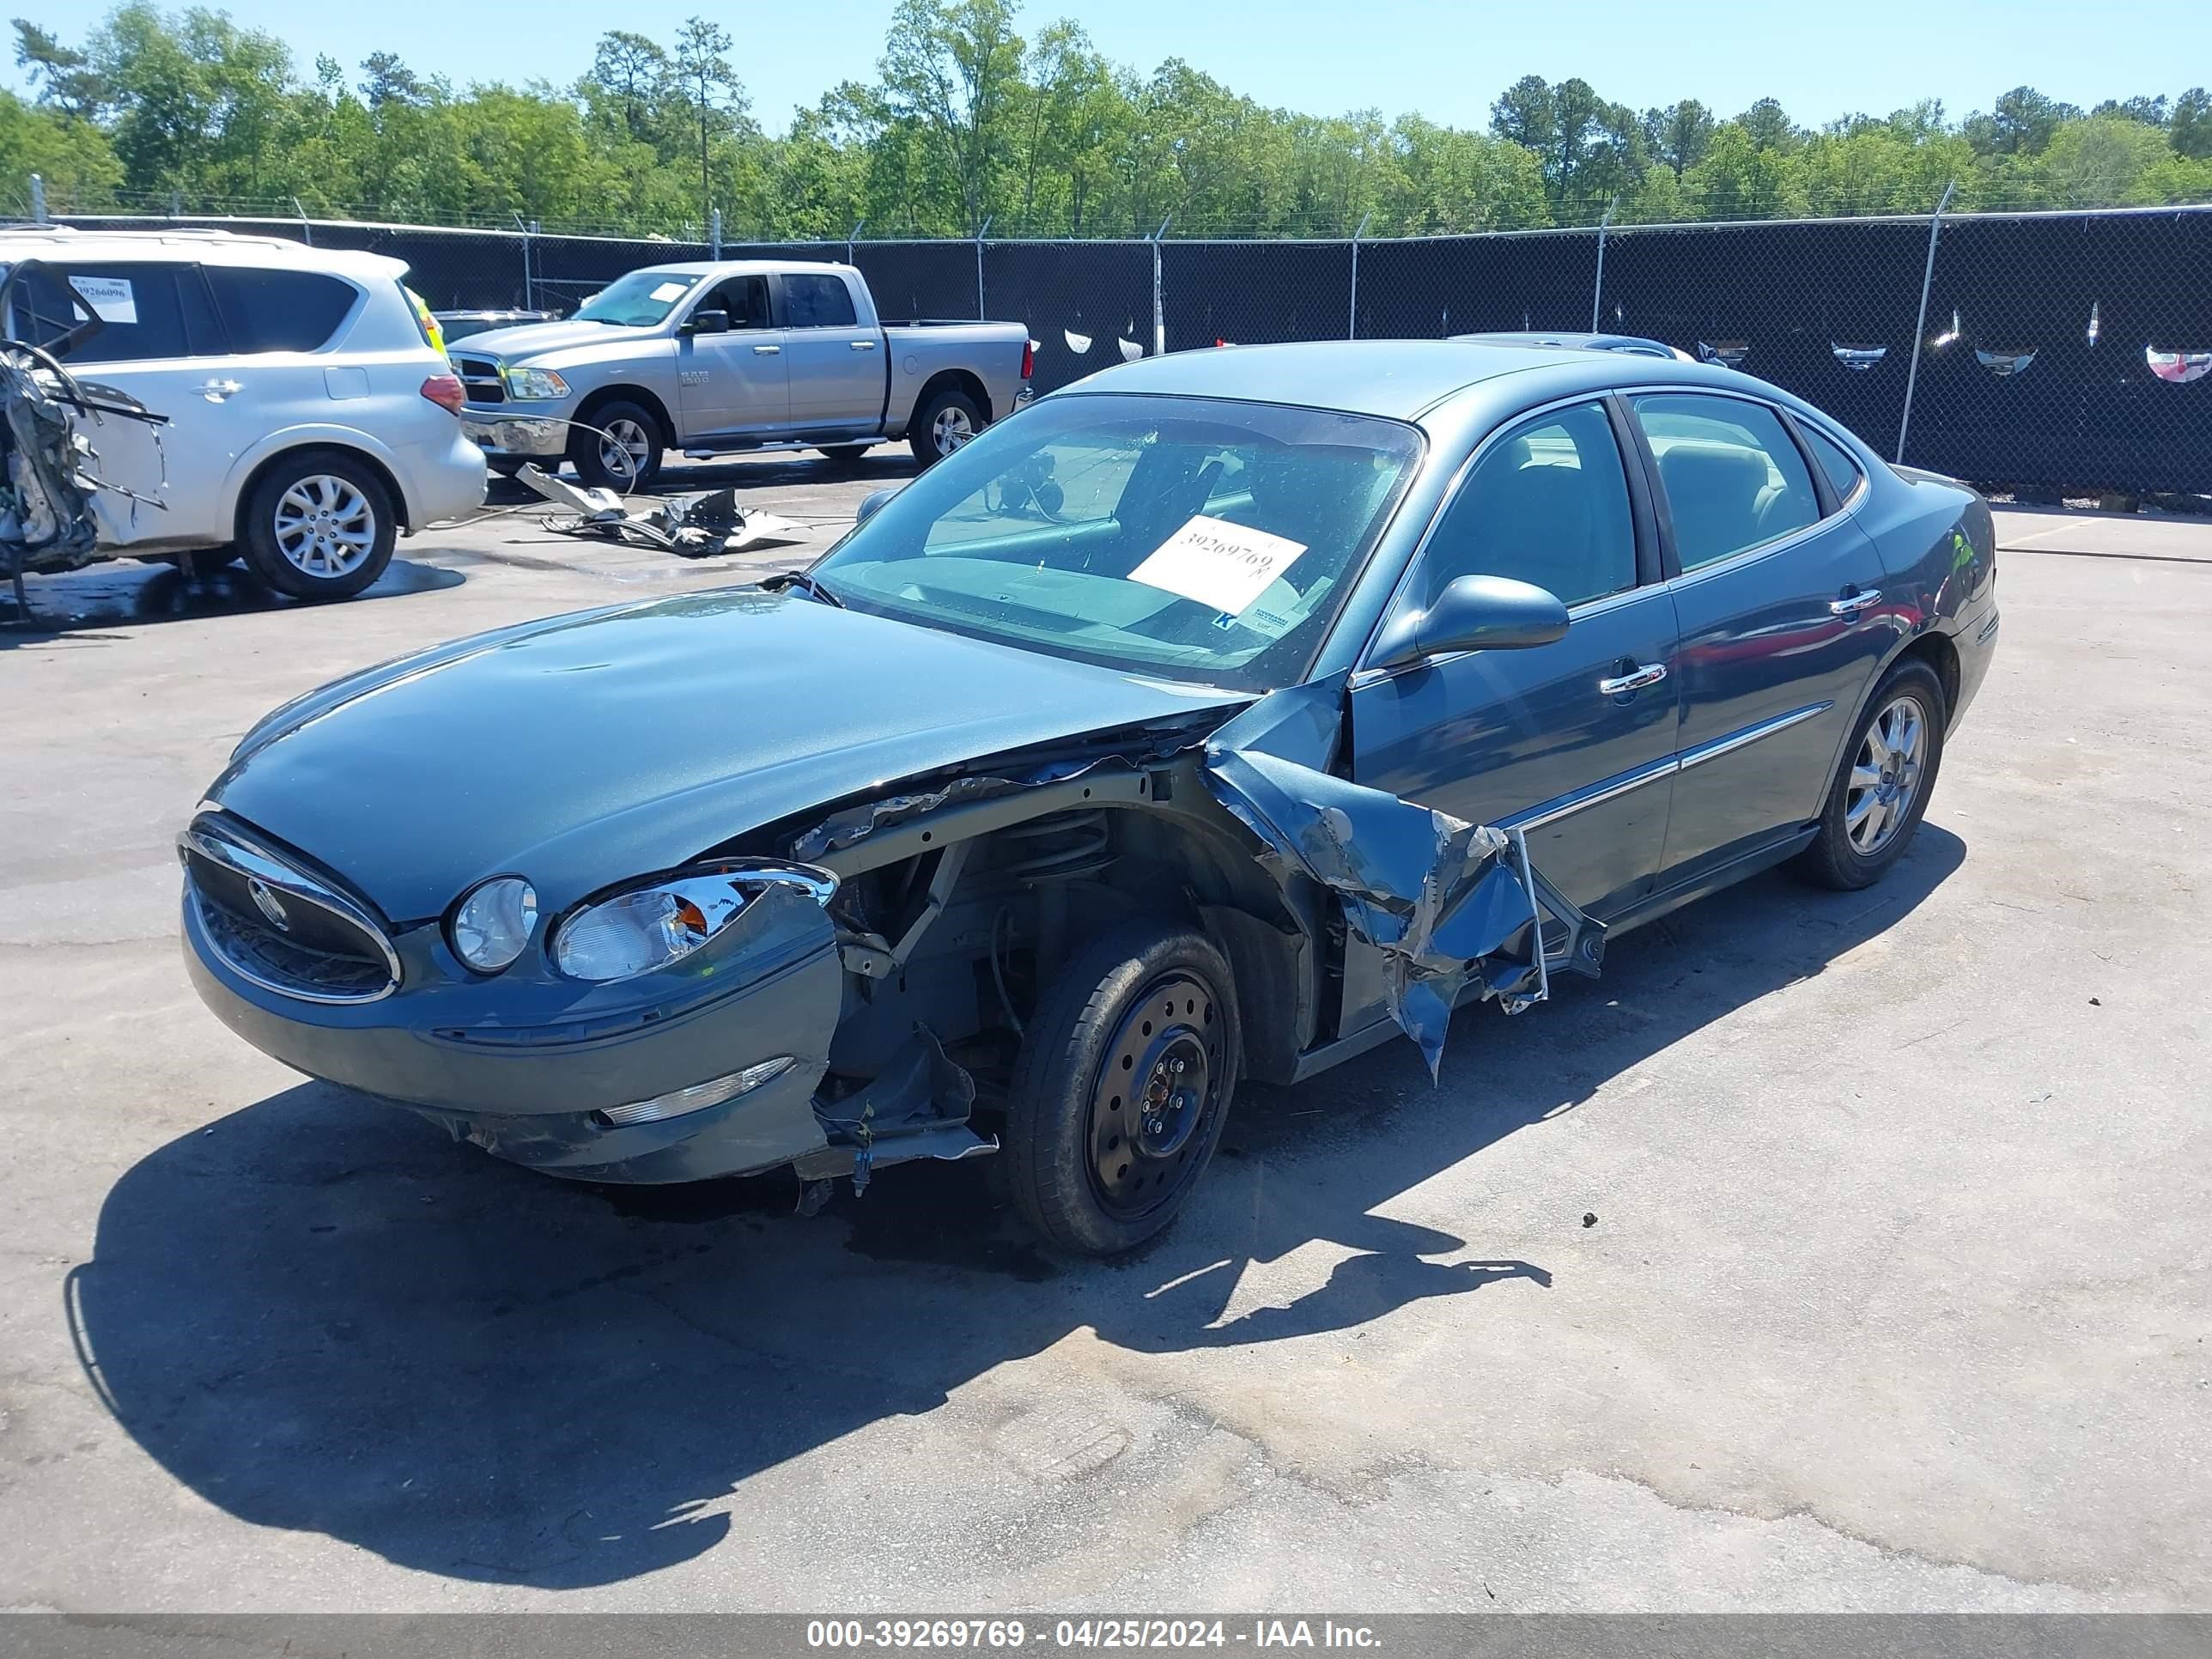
[248,878,291,932]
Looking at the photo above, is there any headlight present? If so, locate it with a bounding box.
[551,862,836,983]
[503,366,568,399]
[449,876,538,973]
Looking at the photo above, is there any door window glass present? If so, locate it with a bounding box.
[1633,392,1820,569]
[1422,401,1637,608]
[1798,422,1866,502]
[4,263,215,363]
[708,276,771,329]
[203,266,358,353]
[783,272,858,328]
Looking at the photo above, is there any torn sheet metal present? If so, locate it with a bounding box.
[1,342,169,583]
[515,465,802,557]
[790,753,1138,861]
[1201,673,1600,1079]
[811,1024,990,1192]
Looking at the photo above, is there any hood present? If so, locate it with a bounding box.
[208,591,1242,922]
[446,319,653,362]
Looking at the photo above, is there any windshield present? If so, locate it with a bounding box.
[811,394,1423,692]
[573,269,702,327]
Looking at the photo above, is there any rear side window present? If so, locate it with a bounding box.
[1422,400,1638,608]
[1633,393,1820,571]
[1799,422,1866,501]
[4,262,222,363]
[204,267,359,353]
[783,272,857,328]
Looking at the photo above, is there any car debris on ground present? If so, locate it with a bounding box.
[514,463,805,556]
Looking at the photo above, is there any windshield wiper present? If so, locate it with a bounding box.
[761,569,844,608]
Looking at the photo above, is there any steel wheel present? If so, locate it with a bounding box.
[931,404,975,456]
[272,475,378,580]
[1086,970,1226,1218]
[597,417,652,485]
[1845,693,1929,856]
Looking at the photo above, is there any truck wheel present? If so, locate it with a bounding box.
[1790,658,1947,891]
[1005,921,1240,1256]
[240,451,396,602]
[908,385,984,467]
[817,443,873,465]
[571,401,663,492]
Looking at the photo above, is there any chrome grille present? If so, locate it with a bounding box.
[453,356,505,405]
[180,818,400,1004]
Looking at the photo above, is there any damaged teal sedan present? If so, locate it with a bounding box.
[180,339,1998,1255]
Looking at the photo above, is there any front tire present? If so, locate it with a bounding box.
[1790,658,1946,891]
[570,401,663,492]
[908,385,984,467]
[240,452,396,602]
[1005,921,1239,1256]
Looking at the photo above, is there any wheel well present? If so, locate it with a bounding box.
[1897,631,1960,721]
[572,385,675,450]
[914,368,991,428]
[232,445,409,539]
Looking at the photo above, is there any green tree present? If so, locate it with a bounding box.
[878,0,1024,234]
[670,15,741,222]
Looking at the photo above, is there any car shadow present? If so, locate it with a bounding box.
[481,451,920,509]
[69,829,1963,1588]
[0,560,464,643]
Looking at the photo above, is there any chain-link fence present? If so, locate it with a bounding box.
[20,203,2212,495]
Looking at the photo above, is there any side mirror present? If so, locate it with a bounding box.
[856,486,900,523]
[1368,574,1570,671]
[684,309,730,335]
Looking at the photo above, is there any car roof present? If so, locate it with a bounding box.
[626,259,859,279]
[1452,329,1690,360]
[0,226,407,283]
[1061,338,1725,422]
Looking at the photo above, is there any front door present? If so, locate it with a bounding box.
[1349,398,1680,921]
[674,274,789,440]
[1627,391,1896,885]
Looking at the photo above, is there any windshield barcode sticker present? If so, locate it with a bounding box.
[1128,514,1307,617]
[69,275,137,324]
[650,281,689,301]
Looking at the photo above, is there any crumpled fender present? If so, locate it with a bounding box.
[1202,672,1580,1080]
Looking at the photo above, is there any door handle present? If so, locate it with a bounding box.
[196,379,243,400]
[753,343,781,356]
[1829,587,1882,616]
[1597,662,1668,696]
[849,339,877,351]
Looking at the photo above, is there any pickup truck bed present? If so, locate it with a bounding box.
[453,260,1034,487]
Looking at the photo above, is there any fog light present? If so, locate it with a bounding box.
[588,1056,797,1129]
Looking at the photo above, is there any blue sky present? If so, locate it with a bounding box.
[11,0,2211,134]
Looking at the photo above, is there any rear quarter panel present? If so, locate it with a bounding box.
[879,322,1030,433]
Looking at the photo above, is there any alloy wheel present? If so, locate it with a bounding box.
[597,417,652,484]
[931,404,975,456]
[1845,693,1929,856]
[272,476,378,580]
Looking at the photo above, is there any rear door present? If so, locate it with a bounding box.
[6,258,243,547]
[674,274,788,439]
[775,270,882,434]
[1627,391,1894,886]
[1348,397,1680,922]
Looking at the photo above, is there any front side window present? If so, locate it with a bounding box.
[1633,392,1820,571]
[3,262,219,363]
[573,269,702,327]
[1420,400,1638,609]
[782,272,857,328]
[706,276,771,329]
[812,393,1423,692]
[204,266,358,354]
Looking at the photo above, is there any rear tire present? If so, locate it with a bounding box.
[908,385,984,467]
[240,451,396,602]
[1790,658,1946,891]
[1005,921,1239,1256]
[570,400,663,492]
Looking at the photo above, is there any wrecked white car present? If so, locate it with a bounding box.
[179,339,1997,1255]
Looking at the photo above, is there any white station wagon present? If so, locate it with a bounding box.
[1,227,485,600]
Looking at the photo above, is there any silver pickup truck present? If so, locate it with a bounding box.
[453,260,1034,487]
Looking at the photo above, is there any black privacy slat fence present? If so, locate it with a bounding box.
[35,205,2212,495]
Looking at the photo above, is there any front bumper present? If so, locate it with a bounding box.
[461,411,571,460]
[181,884,845,1183]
